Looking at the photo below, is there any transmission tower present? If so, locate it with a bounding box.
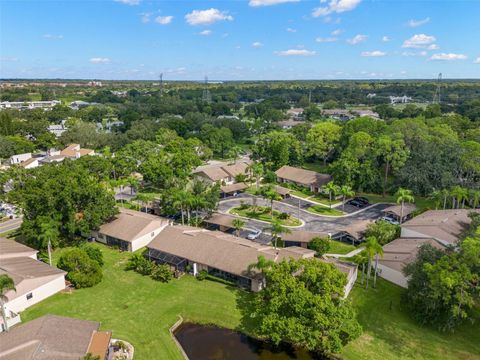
[201,76,211,103]
[433,73,442,104]
[159,73,164,97]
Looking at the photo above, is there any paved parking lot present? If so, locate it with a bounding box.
[217,194,391,236]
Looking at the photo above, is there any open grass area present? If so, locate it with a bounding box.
[344,278,480,360]
[307,205,345,216]
[302,162,330,174]
[359,193,436,212]
[20,246,480,360]
[21,245,248,360]
[328,240,356,255]
[230,205,302,226]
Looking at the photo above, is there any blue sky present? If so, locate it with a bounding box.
[1,0,479,80]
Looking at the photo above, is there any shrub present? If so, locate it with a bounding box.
[308,237,330,256]
[263,170,276,183]
[151,264,173,282]
[57,248,103,288]
[81,244,104,266]
[126,253,154,275]
[197,270,208,281]
[238,201,250,210]
[278,212,289,220]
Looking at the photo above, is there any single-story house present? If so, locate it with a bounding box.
[9,153,32,166]
[0,237,38,260]
[0,314,112,360]
[377,237,445,288]
[400,209,479,247]
[60,144,95,159]
[204,212,238,232]
[322,109,353,121]
[382,203,417,223]
[93,208,170,252]
[194,161,250,185]
[332,219,374,245]
[220,182,249,197]
[0,256,66,331]
[147,225,315,292]
[286,108,305,121]
[275,165,332,193]
[281,230,329,248]
[147,225,357,297]
[278,119,300,129]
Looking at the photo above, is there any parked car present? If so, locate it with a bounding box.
[379,215,399,225]
[346,199,364,208]
[247,229,262,240]
[353,197,369,205]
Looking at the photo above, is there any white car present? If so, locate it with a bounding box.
[380,215,399,225]
[247,229,262,240]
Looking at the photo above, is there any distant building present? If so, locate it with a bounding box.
[321,109,353,121]
[48,119,68,137]
[353,109,380,119]
[87,81,103,87]
[277,119,301,129]
[0,100,60,110]
[60,143,95,159]
[194,161,250,186]
[69,100,92,110]
[286,108,305,121]
[9,153,32,165]
[389,95,412,104]
[275,165,332,193]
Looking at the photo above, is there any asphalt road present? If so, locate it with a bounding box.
[0,217,23,234]
[217,194,391,235]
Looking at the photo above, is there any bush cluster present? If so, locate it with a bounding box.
[126,253,173,283]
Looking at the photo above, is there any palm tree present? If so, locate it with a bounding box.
[134,193,155,213]
[450,186,468,209]
[247,255,275,290]
[249,162,264,191]
[261,186,282,220]
[267,220,291,249]
[38,219,60,266]
[0,274,16,332]
[339,185,355,211]
[324,181,339,209]
[364,236,383,290]
[469,189,480,209]
[232,219,246,237]
[351,251,368,285]
[395,188,415,224]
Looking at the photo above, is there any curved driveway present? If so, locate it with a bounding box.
[217,194,391,234]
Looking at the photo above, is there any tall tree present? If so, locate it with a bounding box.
[395,188,415,224]
[324,181,340,209]
[267,220,291,249]
[232,219,246,237]
[306,122,342,166]
[339,185,355,211]
[364,236,383,289]
[0,275,15,332]
[375,135,409,197]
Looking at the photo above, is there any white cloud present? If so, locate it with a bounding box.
[0,56,18,62]
[43,34,63,39]
[114,0,141,5]
[185,8,233,25]
[316,37,338,43]
[474,57,480,64]
[140,13,151,23]
[252,41,264,48]
[382,36,390,42]
[347,34,367,45]
[155,15,173,25]
[402,51,427,57]
[312,0,362,17]
[249,0,299,6]
[275,49,316,56]
[406,17,430,28]
[198,30,212,36]
[286,27,297,33]
[331,29,343,36]
[361,50,386,57]
[430,53,467,61]
[89,57,111,64]
[402,34,436,48]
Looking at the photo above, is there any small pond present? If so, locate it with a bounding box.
[174,323,324,360]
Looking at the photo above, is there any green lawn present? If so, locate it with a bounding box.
[230,206,302,226]
[307,205,345,216]
[20,246,480,360]
[328,240,356,255]
[22,245,248,360]
[302,162,330,174]
[344,279,480,360]
[359,193,436,212]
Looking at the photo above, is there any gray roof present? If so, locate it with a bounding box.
[204,213,237,228]
[401,209,479,245]
[220,182,248,193]
[0,315,99,360]
[383,203,417,217]
[0,238,38,260]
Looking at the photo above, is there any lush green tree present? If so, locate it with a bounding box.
[252,131,303,169]
[324,181,340,209]
[57,248,103,288]
[266,219,291,249]
[151,264,173,282]
[306,122,342,166]
[395,188,415,223]
[260,186,282,219]
[81,244,104,267]
[199,124,234,158]
[232,219,246,237]
[251,258,362,355]
[0,274,16,332]
[339,185,355,211]
[375,135,409,197]
[365,221,399,245]
[364,236,383,289]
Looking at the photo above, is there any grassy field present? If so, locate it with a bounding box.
[230,205,302,226]
[20,245,480,360]
[307,205,345,216]
[328,240,356,255]
[359,193,436,212]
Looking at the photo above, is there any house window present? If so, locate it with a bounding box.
[26,293,33,300]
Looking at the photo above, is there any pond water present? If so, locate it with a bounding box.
[174,323,323,360]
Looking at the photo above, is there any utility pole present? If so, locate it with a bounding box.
[433,73,442,104]
[47,239,52,266]
[159,73,164,97]
[201,76,211,103]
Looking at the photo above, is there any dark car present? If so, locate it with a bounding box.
[353,197,369,205]
[347,199,364,208]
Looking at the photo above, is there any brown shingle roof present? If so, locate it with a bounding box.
[383,203,417,217]
[401,209,479,245]
[195,167,230,182]
[221,162,249,178]
[220,182,248,194]
[0,315,99,360]
[379,237,445,272]
[204,213,236,228]
[275,165,331,187]
[98,208,169,243]
[275,186,291,196]
[148,225,315,278]
[339,219,375,239]
[0,238,38,260]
